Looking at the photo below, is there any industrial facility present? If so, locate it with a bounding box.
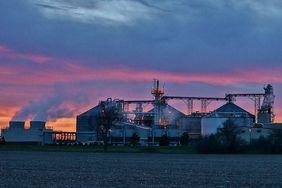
[1,80,281,145]
[75,80,280,145]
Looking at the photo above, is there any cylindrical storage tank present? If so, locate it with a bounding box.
[30,121,46,129]
[134,127,150,140]
[9,121,25,129]
[201,117,226,136]
[201,116,254,136]
[179,116,202,134]
[167,129,181,137]
[201,102,255,136]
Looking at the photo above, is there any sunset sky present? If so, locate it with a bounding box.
[1,0,282,131]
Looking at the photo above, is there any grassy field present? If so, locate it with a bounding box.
[0,143,196,153]
[1,151,282,187]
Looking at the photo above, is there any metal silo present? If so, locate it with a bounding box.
[201,102,255,136]
[178,113,205,137]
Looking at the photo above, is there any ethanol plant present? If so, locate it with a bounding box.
[75,80,278,145]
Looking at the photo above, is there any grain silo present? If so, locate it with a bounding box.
[201,102,255,135]
[178,113,206,138]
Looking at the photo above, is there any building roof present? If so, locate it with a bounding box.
[215,102,253,115]
[148,104,185,125]
[204,102,255,119]
[77,105,102,117]
[148,104,185,117]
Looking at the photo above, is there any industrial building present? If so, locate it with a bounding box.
[2,121,51,143]
[1,80,279,145]
[75,80,279,145]
[1,121,95,145]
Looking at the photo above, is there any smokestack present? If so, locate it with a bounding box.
[156,80,159,89]
[9,121,25,129]
[30,121,46,130]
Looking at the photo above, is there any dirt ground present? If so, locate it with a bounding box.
[0,151,282,188]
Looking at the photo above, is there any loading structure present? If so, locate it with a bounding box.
[225,84,275,123]
[162,96,226,114]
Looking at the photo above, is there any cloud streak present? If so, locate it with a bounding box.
[34,0,158,26]
[0,45,52,63]
[1,61,282,86]
[32,0,282,27]
[3,44,282,86]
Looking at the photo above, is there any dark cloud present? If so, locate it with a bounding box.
[35,3,65,10]
[0,0,281,73]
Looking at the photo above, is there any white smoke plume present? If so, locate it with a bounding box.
[12,85,89,121]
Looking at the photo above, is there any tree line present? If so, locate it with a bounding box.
[194,119,282,154]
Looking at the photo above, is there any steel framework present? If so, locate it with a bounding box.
[162,96,226,114]
[225,93,265,122]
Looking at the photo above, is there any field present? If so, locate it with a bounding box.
[0,144,195,153]
[1,151,282,188]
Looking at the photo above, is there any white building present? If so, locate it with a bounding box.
[2,121,50,143]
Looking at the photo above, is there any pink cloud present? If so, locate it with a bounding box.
[1,63,281,86]
[0,45,12,53]
[1,44,282,85]
[0,45,52,63]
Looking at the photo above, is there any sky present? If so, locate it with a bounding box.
[0,0,282,131]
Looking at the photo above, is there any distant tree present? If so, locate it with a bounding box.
[249,128,282,154]
[130,133,140,146]
[159,134,169,146]
[250,136,270,154]
[268,128,282,154]
[180,132,189,146]
[216,119,246,153]
[195,119,247,153]
[96,102,119,151]
[195,134,221,153]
